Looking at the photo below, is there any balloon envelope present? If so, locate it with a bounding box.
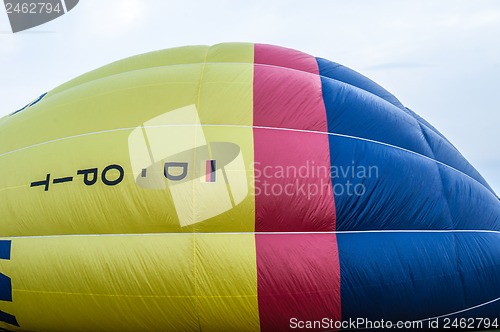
[0,43,499,331]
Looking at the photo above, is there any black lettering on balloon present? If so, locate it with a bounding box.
[77,168,98,186]
[164,162,188,181]
[101,164,124,186]
[30,174,50,191]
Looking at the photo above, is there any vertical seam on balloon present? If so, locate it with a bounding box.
[250,43,261,332]
[253,45,342,330]
[416,120,469,308]
[416,120,455,230]
[314,60,336,232]
[140,125,155,163]
[252,44,265,331]
[193,46,209,332]
[250,46,256,235]
[192,232,200,332]
[316,58,342,325]
[416,119,468,305]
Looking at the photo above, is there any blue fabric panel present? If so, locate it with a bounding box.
[403,107,452,147]
[316,57,405,110]
[328,134,500,232]
[318,60,496,197]
[438,162,500,230]
[420,123,494,194]
[315,51,500,326]
[319,75,434,161]
[337,232,500,322]
[328,135,451,231]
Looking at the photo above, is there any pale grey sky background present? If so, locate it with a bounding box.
[1,0,499,194]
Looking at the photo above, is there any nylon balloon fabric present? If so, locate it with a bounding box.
[0,43,499,331]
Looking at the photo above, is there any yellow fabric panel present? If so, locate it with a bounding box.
[0,133,186,236]
[49,45,210,97]
[194,61,255,233]
[0,64,201,154]
[48,42,253,98]
[0,43,255,236]
[0,234,259,331]
[0,43,260,331]
[205,42,254,64]
[0,42,253,154]
[195,233,259,331]
[0,65,201,236]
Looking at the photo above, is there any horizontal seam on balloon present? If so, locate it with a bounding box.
[11,290,500,323]
[43,62,259,103]
[350,296,500,331]
[413,296,500,323]
[2,230,500,239]
[48,62,252,93]
[346,261,500,290]
[0,123,494,197]
[13,289,257,298]
[42,62,400,113]
[9,79,248,120]
[0,184,27,192]
[10,81,207,118]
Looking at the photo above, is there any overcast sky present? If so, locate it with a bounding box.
[1,0,499,194]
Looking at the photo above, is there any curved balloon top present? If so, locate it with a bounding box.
[1,42,497,235]
[0,43,499,331]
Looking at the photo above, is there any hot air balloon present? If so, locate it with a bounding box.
[0,43,499,331]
